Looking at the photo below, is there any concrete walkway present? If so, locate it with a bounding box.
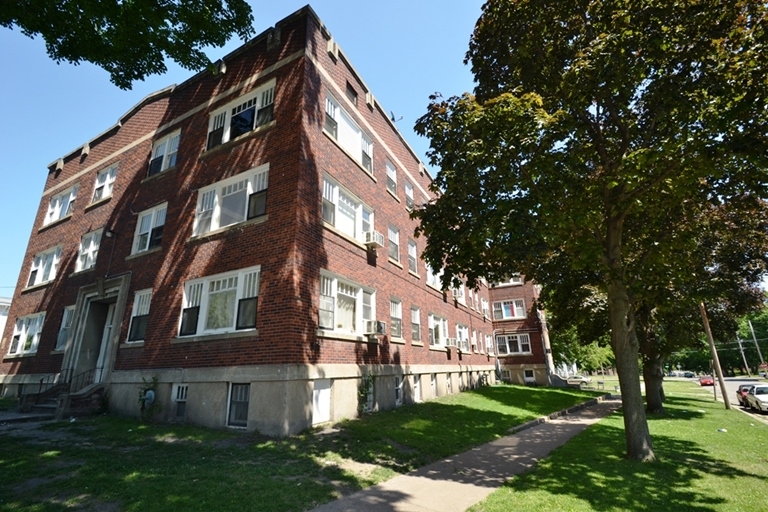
[311,396,622,512]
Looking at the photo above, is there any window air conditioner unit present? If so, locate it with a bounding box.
[364,231,385,248]
[365,320,386,335]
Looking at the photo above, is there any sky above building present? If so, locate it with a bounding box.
[0,0,483,297]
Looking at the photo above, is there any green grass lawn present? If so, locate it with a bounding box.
[0,384,600,512]
[470,380,768,512]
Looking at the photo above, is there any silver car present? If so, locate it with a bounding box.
[746,384,768,413]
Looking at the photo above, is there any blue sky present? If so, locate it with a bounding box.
[0,0,483,298]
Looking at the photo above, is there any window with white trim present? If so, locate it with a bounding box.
[428,313,447,346]
[128,289,152,342]
[486,334,493,354]
[493,275,524,286]
[472,329,478,352]
[325,94,373,172]
[496,333,532,355]
[318,272,374,335]
[386,159,397,195]
[407,239,418,273]
[390,300,402,338]
[27,246,61,287]
[228,383,250,427]
[55,306,75,350]
[133,203,167,254]
[9,312,45,355]
[148,130,180,176]
[493,299,526,320]
[76,229,102,272]
[410,306,421,342]
[194,164,268,236]
[207,80,275,150]
[45,186,78,225]
[388,226,399,262]
[426,264,442,289]
[179,265,260,336]
[91,164,117,202]
[481,298,490,317]
[322,176,373,242]
[451,283,465,304]
[413,374,421,402]
[404,181,414,209]
[395,375,403,406]
[456,324,469,351]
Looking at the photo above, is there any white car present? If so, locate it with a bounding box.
[746,384,768,413]
[566,375,592,386]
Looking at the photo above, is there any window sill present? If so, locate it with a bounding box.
[411,341,424,347]
[201,120,276,159]
[388,258,403,269]
[172,329,258,344]
[390,337,405,345]
[69,268,95,278]
[322,130,377,182]
[429,345,450,353]
[125,246,163,261]
[120,341,145,348]
[322,222,367,250]
[497,352,533,358]
[316,329,375,343]
[50,348,65,354]
[3,352,37,360]
[21,281,54,294]
[387,188,401,203]
[38,214,73,233]
[86,196,112,211]
[408,270,420,279]
[141,165,178,184]
[188,215,269,243]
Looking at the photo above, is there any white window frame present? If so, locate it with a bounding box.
[407,239,418,273]
[322,175,373,242]
[228,383,250,427]
[388,225,400,262]
[128,289,153,342]
[76,229,102,272]
[493,299,526,320]
[9,312,45,355]
[132,203,167,254]
[207,79,275,150]
[481,298,490,318]
[428,313,448,346]
[318,271,375,336]
[45,185,78,225]
[386,159,397,195]
[27,246,62,287]
[325,94,373,172]
[472,329,478,352]
[426,264,442,289]
[410,306,421,342]
[496,333,532,355]
[148,130,181,176]
[456,324,469,351]
[390,299,402,339]
[395,375,403,406]
[55,306,75,351]
[179,265,260,337]
[91,164,118,203]
[193,164,269,236]
[493,275,524,287]
[486,334,493,355]
[404,181,414,209]
[451,283,465,304]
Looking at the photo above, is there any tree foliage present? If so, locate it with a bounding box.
[0,0,255,89]
[414,0,768,461]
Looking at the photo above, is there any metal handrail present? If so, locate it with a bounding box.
[69,368,97,394]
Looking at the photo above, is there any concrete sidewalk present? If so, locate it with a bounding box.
[311,396,622,512]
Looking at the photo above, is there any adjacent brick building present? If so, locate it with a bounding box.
[0,6,550,434]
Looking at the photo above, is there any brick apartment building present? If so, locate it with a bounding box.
[0,6,551,435]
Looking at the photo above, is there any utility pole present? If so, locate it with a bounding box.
[699,303,731,409]
[737,338,751,377]
[748,320,765,366]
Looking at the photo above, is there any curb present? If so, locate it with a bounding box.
[508,393,615,434]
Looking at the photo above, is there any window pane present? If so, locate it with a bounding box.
[206,287,236,331]
[230,106,255,139]
[337,293,356,331]
[236,297,258,330]
[128,315,148,341]
[247,191,267,219]
[180,306,199,336]
[220,181,247,227]
[228,384,249,426]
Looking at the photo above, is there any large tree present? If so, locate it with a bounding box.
[414,0,768,461]
[0,0,254,89]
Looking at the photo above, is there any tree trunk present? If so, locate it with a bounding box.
[643,354,666,414]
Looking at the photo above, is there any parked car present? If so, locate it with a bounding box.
[683,371,695,378]
[736,384,754,407]
[699,375,714,386]
[567,375,592,386]
[746,385,768,413]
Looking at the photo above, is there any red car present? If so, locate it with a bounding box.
[699,375,714,386]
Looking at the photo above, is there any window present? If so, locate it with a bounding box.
[404,181,414,209]
[128,289,152,342]
[410,307,421,342]
[179,265,260,336]
[76,229,102,272]
[322,176,373,242]
[133,203,167,253]
[428,314,447,346]
[228,383,250,427]
[431,373,436,396]
[426,264,442,289]
[386,159,397,195]
[481,298,490,317]
[407,240,418,273]
[493,299,526,320]
[325,95,373,172]
[91,164,118,202]
[413,375,421,402]
[8,312,45,355]
[207,80,275,150]
[194,164,268,236]
[318,272,374,335]
[148,130,180,176]
[395,375,403,406]
[486,334,493,355]
[388,226,399,262]
[173,384,188,418]
[27,246,61,287]
[451,284,465,304]
[390,300,402,338]
[456,324,469,351]
[45,186,78,225]
[493,275,524,286]
[446,373,452,394]
[55,306,75,350]
[524,369,536,383]
[345,82,358,106]
[472,330,478,352]
[496,333,532,355]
